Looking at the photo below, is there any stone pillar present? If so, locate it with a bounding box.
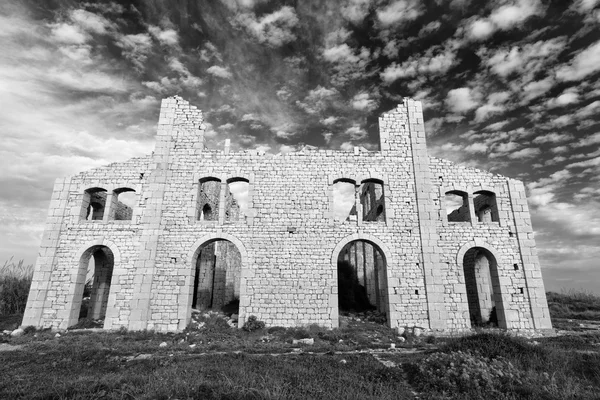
[404,98,448,330]
[508,180,552,329]
[21,177,72,328]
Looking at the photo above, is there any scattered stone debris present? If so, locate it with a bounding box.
[10,328,24,337]
[292,338,314,345]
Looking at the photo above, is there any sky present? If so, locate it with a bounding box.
[0,0,599,293]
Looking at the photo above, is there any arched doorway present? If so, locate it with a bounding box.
[72,245,115,328]
[192,239,242,314]
[462,247,507,328]
[337,239,389,322]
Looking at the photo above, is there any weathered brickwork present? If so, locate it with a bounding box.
[22,96,553,333]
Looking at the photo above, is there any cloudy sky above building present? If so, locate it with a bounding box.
[1,0,599,292]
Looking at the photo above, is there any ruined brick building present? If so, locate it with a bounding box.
[23,96,553,333]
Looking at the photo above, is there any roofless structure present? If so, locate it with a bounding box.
[23,96,552,333]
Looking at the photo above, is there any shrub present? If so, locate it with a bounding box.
[242,315,265,332]
[411,350,522,397]
[0,258,33,315]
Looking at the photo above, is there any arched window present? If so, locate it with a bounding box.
[197,177,221,221]
[473,190,499,223]
[445,190,470,222]
[81,188,107,221]
[332,178,357,223]
[225,178,250,223]
[360,179,385,222]
[112,188,136,221]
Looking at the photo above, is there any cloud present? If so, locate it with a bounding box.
[70,9,113,34]
[345,125,367,140]
[576,133,600,147]
[556,40,600,82]
[235,6,299,47]
[532,133,573,144]
[207,65,233,79]
[481,38,566,79]
[570,0,600,13]
[49,23,89,44]
[115,33,153,71]
[296,86,338,115]
[342,0,373,23]
[474,91,510,122]
[465,0,545,41]
[323,43,361,63]
[521,76,554,103]
[148,26,179,47]
[546,89,579,108]
[377,0,424,27]
[508,147,542,159]
[381,44,456,83]
[464,143,487,153]
[489,0,544,30]
[446,88,480,113]
[322,116,339,125]
[351,93,377,111]
[467,19,495,40]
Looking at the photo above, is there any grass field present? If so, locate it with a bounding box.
[1,313,599,399]
[1,259,600,399]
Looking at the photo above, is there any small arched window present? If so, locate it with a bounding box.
[473,190,499,223]
[197,177,221,221]
[332,178,357,223]
[81,188,107,221]
[445,190,470,222]
[112,188,136,221]
[225,178,250,223]
[360,179,385,222]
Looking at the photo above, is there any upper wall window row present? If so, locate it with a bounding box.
[445,190,499,223]
[332,178,386,223]
[81,187,136,222]
[197,177,250,224]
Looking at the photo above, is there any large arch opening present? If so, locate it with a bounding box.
[192,239,242,315]
[337,240,389,323]
[72,245,115,328]
[462,247,507,329]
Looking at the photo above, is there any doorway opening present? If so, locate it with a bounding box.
[462,247,507,328]
[73,245,115,328]
[192,239,242,316]
[337,240,388,324]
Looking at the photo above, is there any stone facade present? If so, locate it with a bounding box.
[22,96,552,333]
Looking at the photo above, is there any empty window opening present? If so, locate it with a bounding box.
[337,240,388,322]
[72,245,115,329]
[445,191,470,222]
[332,179,357,223]
[201,204,213,221]
[112,188,136,221]
[225,178,250,223]
[192,239,241,316]
[82,188,107,221]
[462,247,507,329]
[361,180,385,222]
[473,190,499,223]
[197,178,221,221]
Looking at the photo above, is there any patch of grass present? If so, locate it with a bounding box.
[547,290,600,321]
[405,332,600,400]
[0,258,33,316]
[0,345,414,399]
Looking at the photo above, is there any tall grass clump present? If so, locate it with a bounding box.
[0,258,33,315]
[547,289,600,320]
